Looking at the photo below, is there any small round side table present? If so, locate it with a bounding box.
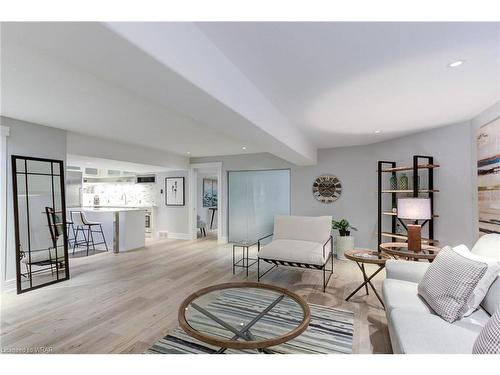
[344,249,390,308]
[379,242,441,262]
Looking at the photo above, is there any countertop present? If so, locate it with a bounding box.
[70,206,148,212]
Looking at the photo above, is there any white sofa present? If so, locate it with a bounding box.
[257,215,333,292]
[382,234,500,354]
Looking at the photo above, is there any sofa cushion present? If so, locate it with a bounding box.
[382,279,433,316]
[453,245,500,316]
[473,307,500,354]
[418,246,488,322]
[259,239,328,266]
[389,309,479,354]
[273,215,332,243]
[454,307,492,333]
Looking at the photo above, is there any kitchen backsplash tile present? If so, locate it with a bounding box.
[83,183,155,207]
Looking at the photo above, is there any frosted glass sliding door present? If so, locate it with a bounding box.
[228,169,290,242]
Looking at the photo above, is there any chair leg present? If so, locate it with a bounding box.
[257,258,260,281]
[89,226,96,252]
[72,227,79,255]
[99,224,108,251]
[323,266,326,292]
[86,226,90,256]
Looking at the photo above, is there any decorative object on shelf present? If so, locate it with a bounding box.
[389,175,398,190]
[476,116,500,237]
[397,197,431,252]
[312,175,342,203]
[332,219,357,260]
[165,177,185,206]
[399,173,409,190]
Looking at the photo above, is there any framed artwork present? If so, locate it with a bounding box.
[477,117,500,236]
[165,177,185,206]
[203,178,218,207]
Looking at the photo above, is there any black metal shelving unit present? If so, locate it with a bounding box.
[377,155,439,251]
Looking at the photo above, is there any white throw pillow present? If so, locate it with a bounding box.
[453,244,500,316]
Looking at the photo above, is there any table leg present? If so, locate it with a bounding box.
[345,263,385,306]
[361,263,369,295]
[245,246,249,277]
[232,245,235,275]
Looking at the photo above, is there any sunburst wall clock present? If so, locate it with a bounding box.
[312,175,342,203]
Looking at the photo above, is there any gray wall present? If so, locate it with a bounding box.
[192,120,476,249]
[1,116,67,285]
[155,170,190,237]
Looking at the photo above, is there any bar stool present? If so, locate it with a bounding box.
[71,211,108,255]
[66,212,76,248]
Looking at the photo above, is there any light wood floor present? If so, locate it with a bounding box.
[0,237,392,354]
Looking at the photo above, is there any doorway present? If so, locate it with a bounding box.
[189,163,223,242]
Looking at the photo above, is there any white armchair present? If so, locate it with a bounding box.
[257,215,334,292]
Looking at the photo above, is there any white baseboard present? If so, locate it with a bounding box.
[217,236,228,244]
[168,232,192,240]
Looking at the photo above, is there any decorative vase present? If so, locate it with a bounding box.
[335,236,354,260]
[389,175,398,190]
[399,173,409,190]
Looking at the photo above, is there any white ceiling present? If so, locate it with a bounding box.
[2,22,499,165]
[197,22,500,148]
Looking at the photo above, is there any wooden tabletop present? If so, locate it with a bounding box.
[178,282,311,350]
[379,242,441,260]
[344,249,391,265]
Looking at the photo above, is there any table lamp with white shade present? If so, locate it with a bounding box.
[397,198,431,252]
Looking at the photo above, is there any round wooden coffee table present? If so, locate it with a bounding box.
[379,242,441,261]
[178,282,310,353]
[344,249,391,308]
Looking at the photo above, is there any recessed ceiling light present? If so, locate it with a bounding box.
[186,151,191,155]
[242,146,247,150]
[374,130,381,134]
[447,60,465,68]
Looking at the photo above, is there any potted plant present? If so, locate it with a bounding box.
[332,219,357,260]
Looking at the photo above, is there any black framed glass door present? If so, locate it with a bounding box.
[12,155,70,293]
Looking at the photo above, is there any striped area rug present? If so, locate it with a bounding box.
[147,288,354,354]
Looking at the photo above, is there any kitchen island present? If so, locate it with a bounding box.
[70,207,146,253]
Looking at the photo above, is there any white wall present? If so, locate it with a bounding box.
[155,170,190,238]
[1,116,67,288]
[192,120,477,249]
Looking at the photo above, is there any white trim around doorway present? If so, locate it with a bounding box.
[188,162,225,244]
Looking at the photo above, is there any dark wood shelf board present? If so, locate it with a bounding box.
[380,232,440,245]
[382,211,439,218]
[381,189,439,193]
[380,164,440,173]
